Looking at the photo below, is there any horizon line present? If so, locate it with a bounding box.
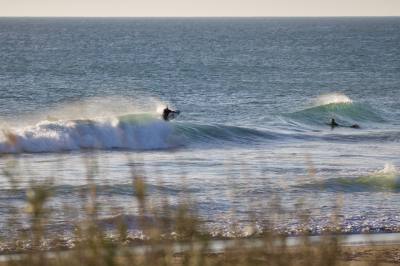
[1,15,400,18]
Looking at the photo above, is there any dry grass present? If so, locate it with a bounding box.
[0,157,396,266]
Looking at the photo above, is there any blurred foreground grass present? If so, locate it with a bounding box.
[0,157,398,266]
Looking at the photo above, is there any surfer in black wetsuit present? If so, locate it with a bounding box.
[330,118,339,129]
[162,106,180,121]
[162,107,172,121]
[329,118,360,129]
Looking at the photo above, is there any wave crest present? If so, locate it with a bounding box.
[313,92,353,106]
[286,93,384,127]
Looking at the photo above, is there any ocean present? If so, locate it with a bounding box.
[0,17,400,238]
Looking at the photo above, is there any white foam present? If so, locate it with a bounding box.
[0,117,177,153]
[369,163,400,188]
[376,162,398,175]
[314,93,353,106]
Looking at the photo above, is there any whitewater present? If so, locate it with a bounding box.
[0,17,400,238]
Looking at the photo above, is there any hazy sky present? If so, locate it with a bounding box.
[1,0,400,17]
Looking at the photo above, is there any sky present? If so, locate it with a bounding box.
[1,0,400,17]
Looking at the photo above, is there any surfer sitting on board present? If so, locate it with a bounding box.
[162,106,180,121]
[328,118,360,129]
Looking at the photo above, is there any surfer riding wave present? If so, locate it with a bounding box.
[162,106,180,121]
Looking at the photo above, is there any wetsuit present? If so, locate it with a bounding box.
[329,118,360,129]
[330,119,339,128]
[162,108,172,121]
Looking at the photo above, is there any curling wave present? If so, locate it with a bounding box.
[0,114,176,153]
[0,114,275,154]
[285,94,384,128]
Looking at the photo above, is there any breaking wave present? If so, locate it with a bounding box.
[0,114,274,154]
[0,114,174,153]
[0,93,397,154]
[285,93,384,127]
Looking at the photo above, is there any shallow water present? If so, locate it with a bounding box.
[0,17,400,237]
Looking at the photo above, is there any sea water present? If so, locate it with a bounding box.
[0,18,400,238]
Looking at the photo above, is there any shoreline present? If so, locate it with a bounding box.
[1,232,400,260]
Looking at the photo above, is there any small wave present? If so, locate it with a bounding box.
[285,94,384,127]
[0,183,201,201]
[319,130,400,142]
[300,163,400,192]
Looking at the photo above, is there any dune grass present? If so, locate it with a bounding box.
[0,156,395,266]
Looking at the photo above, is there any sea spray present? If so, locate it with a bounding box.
[0,96,168,128]
[313,92,353,106]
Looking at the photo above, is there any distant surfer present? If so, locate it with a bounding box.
[329,118,339,129]
[328,118,360,129]
[162,106,180,121]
